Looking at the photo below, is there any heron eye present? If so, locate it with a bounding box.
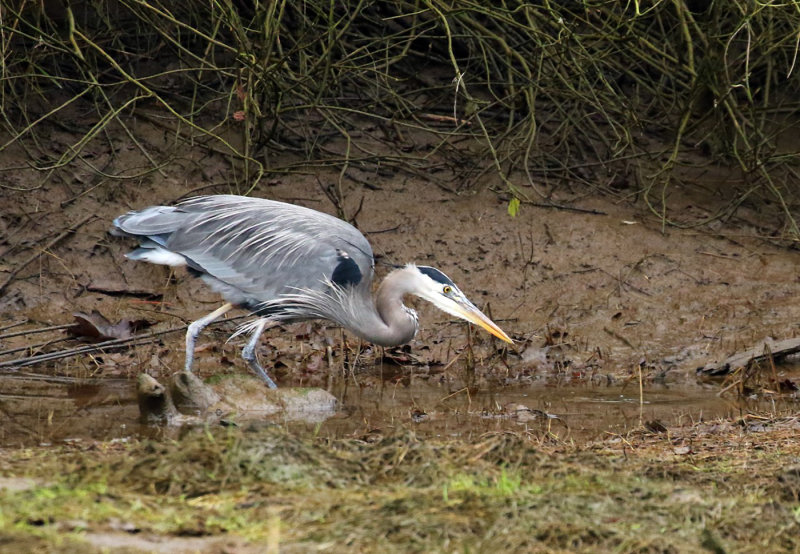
[443,285,452,294]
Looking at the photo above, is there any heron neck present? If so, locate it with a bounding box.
[370,267,419,347]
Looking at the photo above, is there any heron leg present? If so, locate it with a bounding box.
[185,302,234,373]
[241,317,278,389]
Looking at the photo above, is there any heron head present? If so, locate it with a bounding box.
[409,265,513,343]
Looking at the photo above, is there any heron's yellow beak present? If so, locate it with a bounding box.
[452,300,513,343]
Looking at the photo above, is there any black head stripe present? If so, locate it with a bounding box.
[418,266,455,286]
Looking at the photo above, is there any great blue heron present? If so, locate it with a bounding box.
[112,195,512,388]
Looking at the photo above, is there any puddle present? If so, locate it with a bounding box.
[309,380,800,441]
[2,370,799,447]
[0,374,138,447]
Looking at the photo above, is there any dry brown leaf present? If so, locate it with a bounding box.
[67,310,152,342]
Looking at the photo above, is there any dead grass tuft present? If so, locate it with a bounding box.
[2,414,800,551]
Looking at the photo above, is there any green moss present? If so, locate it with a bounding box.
[1,423,799,552]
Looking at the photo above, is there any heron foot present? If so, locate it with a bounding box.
[241,317,277,389]
[184,303,235,373]
[242,345,278,389]
[184,321,202,372]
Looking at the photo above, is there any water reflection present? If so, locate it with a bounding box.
[0,370,798,447]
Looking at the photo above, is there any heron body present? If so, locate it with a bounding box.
[113,195,512,388]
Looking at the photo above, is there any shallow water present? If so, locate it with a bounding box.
[0,374,138,447]
[1,370,798,447]
[317,378,800,441]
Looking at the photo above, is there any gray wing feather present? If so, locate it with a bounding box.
[113,206,181,237]
[115,195,374,308]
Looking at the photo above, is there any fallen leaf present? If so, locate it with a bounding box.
[645,420,668,433]
[67,311,152,341]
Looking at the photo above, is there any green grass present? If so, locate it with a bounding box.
[1,421,799,552]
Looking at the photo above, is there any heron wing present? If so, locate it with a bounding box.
[117,195,375,307]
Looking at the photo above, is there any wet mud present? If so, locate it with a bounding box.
[3,120,800,551]
[2,148,800,441]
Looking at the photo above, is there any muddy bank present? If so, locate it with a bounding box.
[4,174,800,388]
[2,114,800,551]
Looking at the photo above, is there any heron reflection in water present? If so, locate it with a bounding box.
[113,195,512,388]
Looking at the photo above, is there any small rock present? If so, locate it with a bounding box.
[170,371,221,414]
[137,372,337,426]
[136,373,178,424]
